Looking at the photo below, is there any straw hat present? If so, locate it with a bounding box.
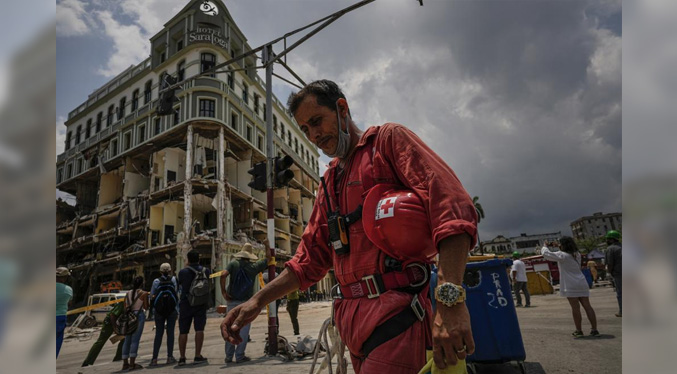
[56,267,71,277]
[233,243,259,261]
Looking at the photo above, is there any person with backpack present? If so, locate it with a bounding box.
[120,276,149,371]
[218,242,269,364]
[149,263,179,366]
[177,250,211,366]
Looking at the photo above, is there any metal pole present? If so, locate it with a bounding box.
[263,44,278,355]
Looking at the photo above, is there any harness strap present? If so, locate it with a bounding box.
[344,205,362,226]
[339,263,428,299]
[361,293,426,357]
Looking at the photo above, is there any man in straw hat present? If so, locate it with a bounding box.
[219,242,270,364]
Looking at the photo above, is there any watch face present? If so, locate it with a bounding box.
[200,1,219,16]
[439,283,460,304]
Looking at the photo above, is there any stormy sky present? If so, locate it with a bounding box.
[56,0,622,242]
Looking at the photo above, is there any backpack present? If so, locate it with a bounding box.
[153,276,178,318]
[230,262,254,301]
[114,291,141,336]
[188,266,210,307]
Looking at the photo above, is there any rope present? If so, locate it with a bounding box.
[309,317,347,374]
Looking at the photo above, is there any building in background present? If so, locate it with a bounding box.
[570,212,622,240]
[510,231,562,255]
[55,0,332,306]
[481,235,512,254]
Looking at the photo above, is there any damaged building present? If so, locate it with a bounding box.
[56,0,334,307]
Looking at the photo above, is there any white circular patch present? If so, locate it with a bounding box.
[200,1,219,16]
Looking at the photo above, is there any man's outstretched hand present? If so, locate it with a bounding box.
[220,300,261,344]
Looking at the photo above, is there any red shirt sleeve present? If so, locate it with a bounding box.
[378,123,478,250]
[285,181,334,290]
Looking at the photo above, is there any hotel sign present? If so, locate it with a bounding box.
[188,27,229,49]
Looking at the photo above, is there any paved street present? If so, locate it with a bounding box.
[57,283,621,374]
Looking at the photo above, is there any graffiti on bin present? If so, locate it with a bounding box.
[487,272,509,308]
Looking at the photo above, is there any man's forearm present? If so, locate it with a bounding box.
[250,268,301,308]
[437,234,472,285]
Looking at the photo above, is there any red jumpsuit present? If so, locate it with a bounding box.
[286,123,477,373]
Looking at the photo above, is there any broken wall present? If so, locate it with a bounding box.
[98,169,123,207]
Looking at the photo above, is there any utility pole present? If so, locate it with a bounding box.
[262,43,278,355]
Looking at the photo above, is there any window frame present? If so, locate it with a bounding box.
[198,98,216,118]
[200,52,216,78]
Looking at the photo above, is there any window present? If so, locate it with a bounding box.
[227,72,234,89]
[177,39,184,52]
[144,80,152,104]
[65,132,72,151]
[246,125,252,142]
[174,106,180,125]
[288,130,292,146]
[107,105,115,126]
[57,168,63,184]
[123,131,132,151]
[154,117,162,135]
[258,135,264,150]
[160,51,166,63]
[254,94,260,115]
[77,158,83,174]
[111,139,118,157]
[242,84,248,104]
[132,90,139,111]
[294,138,298,153]
[75,125,82,145]
[66,164,73,179]
[273,119,277,134]
[201,53,216,77]
[96,112,102,132]
[281,123,285,140]
[138,125,146,143]
[177,61,185,82]
[231,113,238,130]
[199,99,215,117]
[263,104,267,121]
[86,119,92,138]
[119,97,126,119]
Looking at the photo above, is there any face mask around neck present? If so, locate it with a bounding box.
[324,101,351,159]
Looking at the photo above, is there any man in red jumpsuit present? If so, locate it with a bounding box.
[222,80,478,373]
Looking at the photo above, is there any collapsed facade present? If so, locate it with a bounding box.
[56,0,334,306]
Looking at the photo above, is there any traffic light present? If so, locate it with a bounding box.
[274,155,294,187]
[157,74,179,116]
[248,161,267,192]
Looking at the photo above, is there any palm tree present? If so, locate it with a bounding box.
[473,196,485,223]
[473,196,485,254]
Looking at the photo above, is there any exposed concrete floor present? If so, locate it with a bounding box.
[57,282,621,374]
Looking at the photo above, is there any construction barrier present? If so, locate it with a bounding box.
[526,271,554,295]
[66,298,124,316]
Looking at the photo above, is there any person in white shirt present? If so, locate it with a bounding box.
[540,238,599,338]
[511,252,530,307]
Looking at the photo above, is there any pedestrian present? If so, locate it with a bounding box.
[586,259,598,283]
[81,301,124,367]
[540,237,600,338]
[177,250,211,366]
[218,243,269,364]
[221,80,478,373]
[56,267,73,358]
[121,276,149,371]
[605,230,622,317]
[286,289,300,336]
[149,263,179,366]
[511,252,531,307]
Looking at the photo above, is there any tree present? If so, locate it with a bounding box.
[473,196,486,254]
[576,237,602,254]
[473,196,485,223]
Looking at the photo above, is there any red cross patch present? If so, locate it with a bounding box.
[375,197,397,220]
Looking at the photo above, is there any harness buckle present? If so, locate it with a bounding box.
[362,275,381,299]
[406,263,430,288]
[411,295,425,321]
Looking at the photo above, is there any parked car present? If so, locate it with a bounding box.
[85,292,128,324]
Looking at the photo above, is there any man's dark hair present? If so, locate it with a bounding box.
[287,79,346,116]
[559,236,579,254]
[187,250,200,264]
